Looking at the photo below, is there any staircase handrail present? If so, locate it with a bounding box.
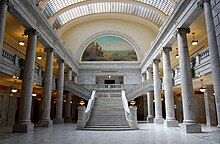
[121,90,130,121]
[85,90,96,122]
[125,80,154,100]
[64,80,92,100]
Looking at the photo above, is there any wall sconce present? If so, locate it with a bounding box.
[175,48,179,58]
[108,75,112,78]
[79,100,85,106]
[130,99,136,106]
[191,32,198,46]
[199,79,206,92]
[37,49,43,60]
[18,34,26,47]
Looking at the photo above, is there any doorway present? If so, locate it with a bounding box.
[104,80,115,84]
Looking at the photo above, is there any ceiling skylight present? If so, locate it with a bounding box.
[43,0,175,18]
[52,2,165,29]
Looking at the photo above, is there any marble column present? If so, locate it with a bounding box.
[177,28,201,133]
[146,67,154,123]
[13,29,38,133]
[0,0,8,59]
[74,73,77,83]
[38,48,54,127]
[204,85,217,126]
[53,59,64,124]
[65,67,72,123]
[143,95,148,121]
[162,47,178,127]
[202,0,220,142]
[153,59,164,124]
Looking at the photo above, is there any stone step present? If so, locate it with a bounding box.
[85,93,129,130]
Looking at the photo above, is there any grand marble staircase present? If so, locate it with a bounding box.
[85,94,130,130]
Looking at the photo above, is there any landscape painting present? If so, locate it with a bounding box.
[81,36,138,61]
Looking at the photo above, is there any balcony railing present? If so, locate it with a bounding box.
[0,48,22,76]
[96,93,121,98]
[172,47,211,86]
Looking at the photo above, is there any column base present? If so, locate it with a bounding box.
[53,117,64,124]
[164,120,179,127]
[180,123,201,133]
[212,129,220,144]
[13,123,34,133]
[37,119,53,127]
[147,117,154,123]
[64,117,73,123]
[154,117,164,124]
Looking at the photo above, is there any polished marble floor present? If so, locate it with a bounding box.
[0,123,217,144]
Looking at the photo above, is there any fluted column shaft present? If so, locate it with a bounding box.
[153,59,163,124]
[203,0,220,128]
[0,0,8,59]
[54,60,64,124]
[39,48,54,126]
[65,68,72,120]
[146,67,154,123]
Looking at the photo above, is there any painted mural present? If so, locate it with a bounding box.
[81,36,138,61]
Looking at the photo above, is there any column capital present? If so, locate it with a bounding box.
[57,59,64,64]
[147,67,153,71]
[44,47,54,53]
[177,28,190,34]
[153,59,160,64]
[66,66,72,71]
[162,47,172,52]
[24,29,38,36]
[197,0,210,9]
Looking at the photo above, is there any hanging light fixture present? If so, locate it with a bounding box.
[11,87,18,93]
[130,99,136,106]
[11,80,18,93]
[37,49,43,60]
[79,100,85,106]
[175,48,179,58]
[18,34,26,47]
[199,79,206,92]
[32,93,37,97]
[191,32,198,46]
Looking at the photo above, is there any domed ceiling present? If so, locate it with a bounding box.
[38,0,177,62]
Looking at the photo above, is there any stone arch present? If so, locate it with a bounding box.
[77,31,143,62]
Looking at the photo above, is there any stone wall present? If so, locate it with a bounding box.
[211,0,220,53]
[78,68,141,85]
[0,90,17,126]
